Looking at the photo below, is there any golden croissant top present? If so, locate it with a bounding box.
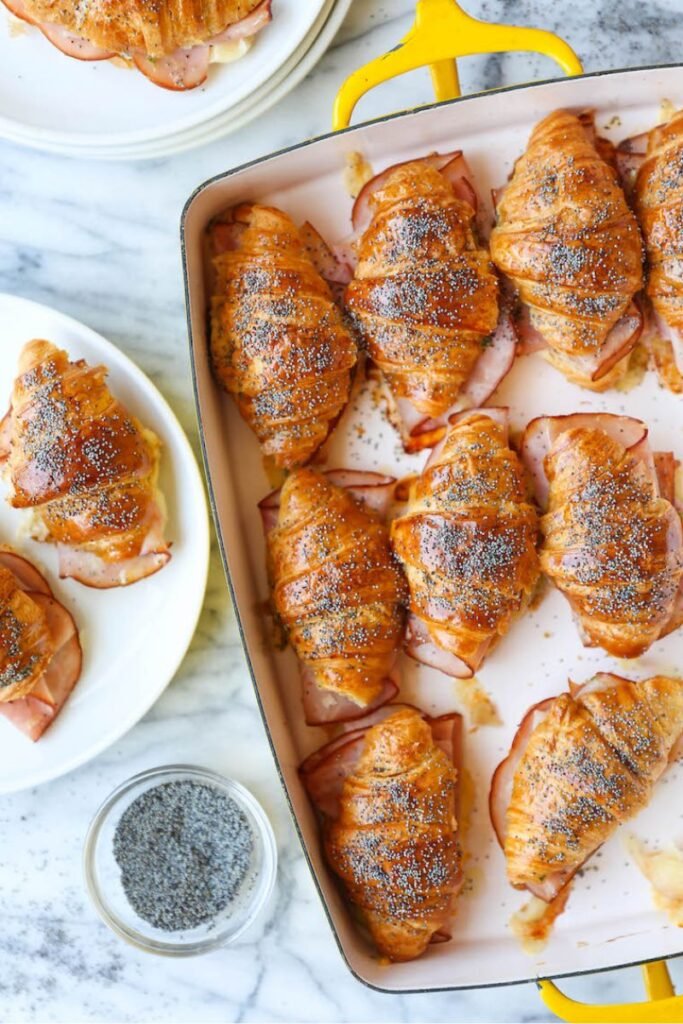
[21,0,263,54]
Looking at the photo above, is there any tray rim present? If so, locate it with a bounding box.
[181,62,683,993]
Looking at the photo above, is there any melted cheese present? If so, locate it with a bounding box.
[210,37,253,64]
[628,835,683,926]
[509,888,571,953]
[456,675,501,728]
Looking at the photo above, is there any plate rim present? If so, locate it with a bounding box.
[0,292,211,794]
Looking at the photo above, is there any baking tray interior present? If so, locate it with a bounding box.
[183,65,683,991]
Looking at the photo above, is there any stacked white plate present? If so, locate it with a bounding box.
[0,0,351,159]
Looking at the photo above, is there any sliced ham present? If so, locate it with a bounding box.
[0,589,82,742]
[1,0,35,23]
[258,470,397,534]
[323,470,396,516]
[439,153,478,211]
[520,412,648,510]
[428,712,463,770]
[333,239,358,274]
[515,303,548,355]
[2,0,114,58]
[39,23,114,59]
[488,697,571,901]
[568,671,629,701]
[589,305,643,382]
[210,220,247,256]
[299,222,353,287]
[132,0,270,91]
[299,733,366,819]
[301,707,463,820]
[404,613,473,679]
[57,544,170,589]
[403,309,517,453]
[0,550,51,595]
[133,48,210,91]
[516,302,642,378]
[209,0,272,43]
[616,131,649,192]
[351,151,469,233]
[302,668,398,728]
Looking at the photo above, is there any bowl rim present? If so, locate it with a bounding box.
[83,763,278,957]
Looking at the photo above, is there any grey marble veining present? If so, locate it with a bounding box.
[2,1,683,1021]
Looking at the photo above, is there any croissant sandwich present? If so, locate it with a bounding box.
[490,673,683,902]
[0,340,171,589]
[301,706,463,961]
[0,550,82,741]
[522,413,683,657]
[210,203,357,470]
[617,109,683,392]
[259,468,407,726]
[490,110,644,390]
[2,0,271,90]
[392,408,539,678]
[345,153,516,451]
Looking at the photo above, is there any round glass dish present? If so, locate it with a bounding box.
[83,764,277,956]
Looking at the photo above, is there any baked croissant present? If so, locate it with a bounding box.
[2,0,271,90]
[261,468,406,726]
[345,155,511,443]
[301,706,463,961]
[210,203,357,470]
[0,550,81,741]
[490,673,683,902]
[522,413,683,658]
[490,110,644,389]
[0,340,171,589]
[391,409,539,678]
[631,109,683,389]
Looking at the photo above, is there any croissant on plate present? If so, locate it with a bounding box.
[0,340,171,589]
[2,0,271,91]
[391,408,539,678]
[490,673,683,902]
[301,706,463,961]
[345,154,515,449]
[521,413,683,658]
[210,203,357,470]
[628,108,683,390]
[490,110,644,389]
[260,467,407,726]
[0,550,81,741]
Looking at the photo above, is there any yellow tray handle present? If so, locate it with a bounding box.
[333,0,582,130]
[538,961,683,1022]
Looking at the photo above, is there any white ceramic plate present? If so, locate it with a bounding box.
[0,294,210,794]
[4,0,351,161]
[0,0,327,150]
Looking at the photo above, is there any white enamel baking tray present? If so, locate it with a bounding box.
[182,65,683,992]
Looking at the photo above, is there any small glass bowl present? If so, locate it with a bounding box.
[83,764,277,956]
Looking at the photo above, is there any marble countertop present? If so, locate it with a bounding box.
[2,1,683,1021]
